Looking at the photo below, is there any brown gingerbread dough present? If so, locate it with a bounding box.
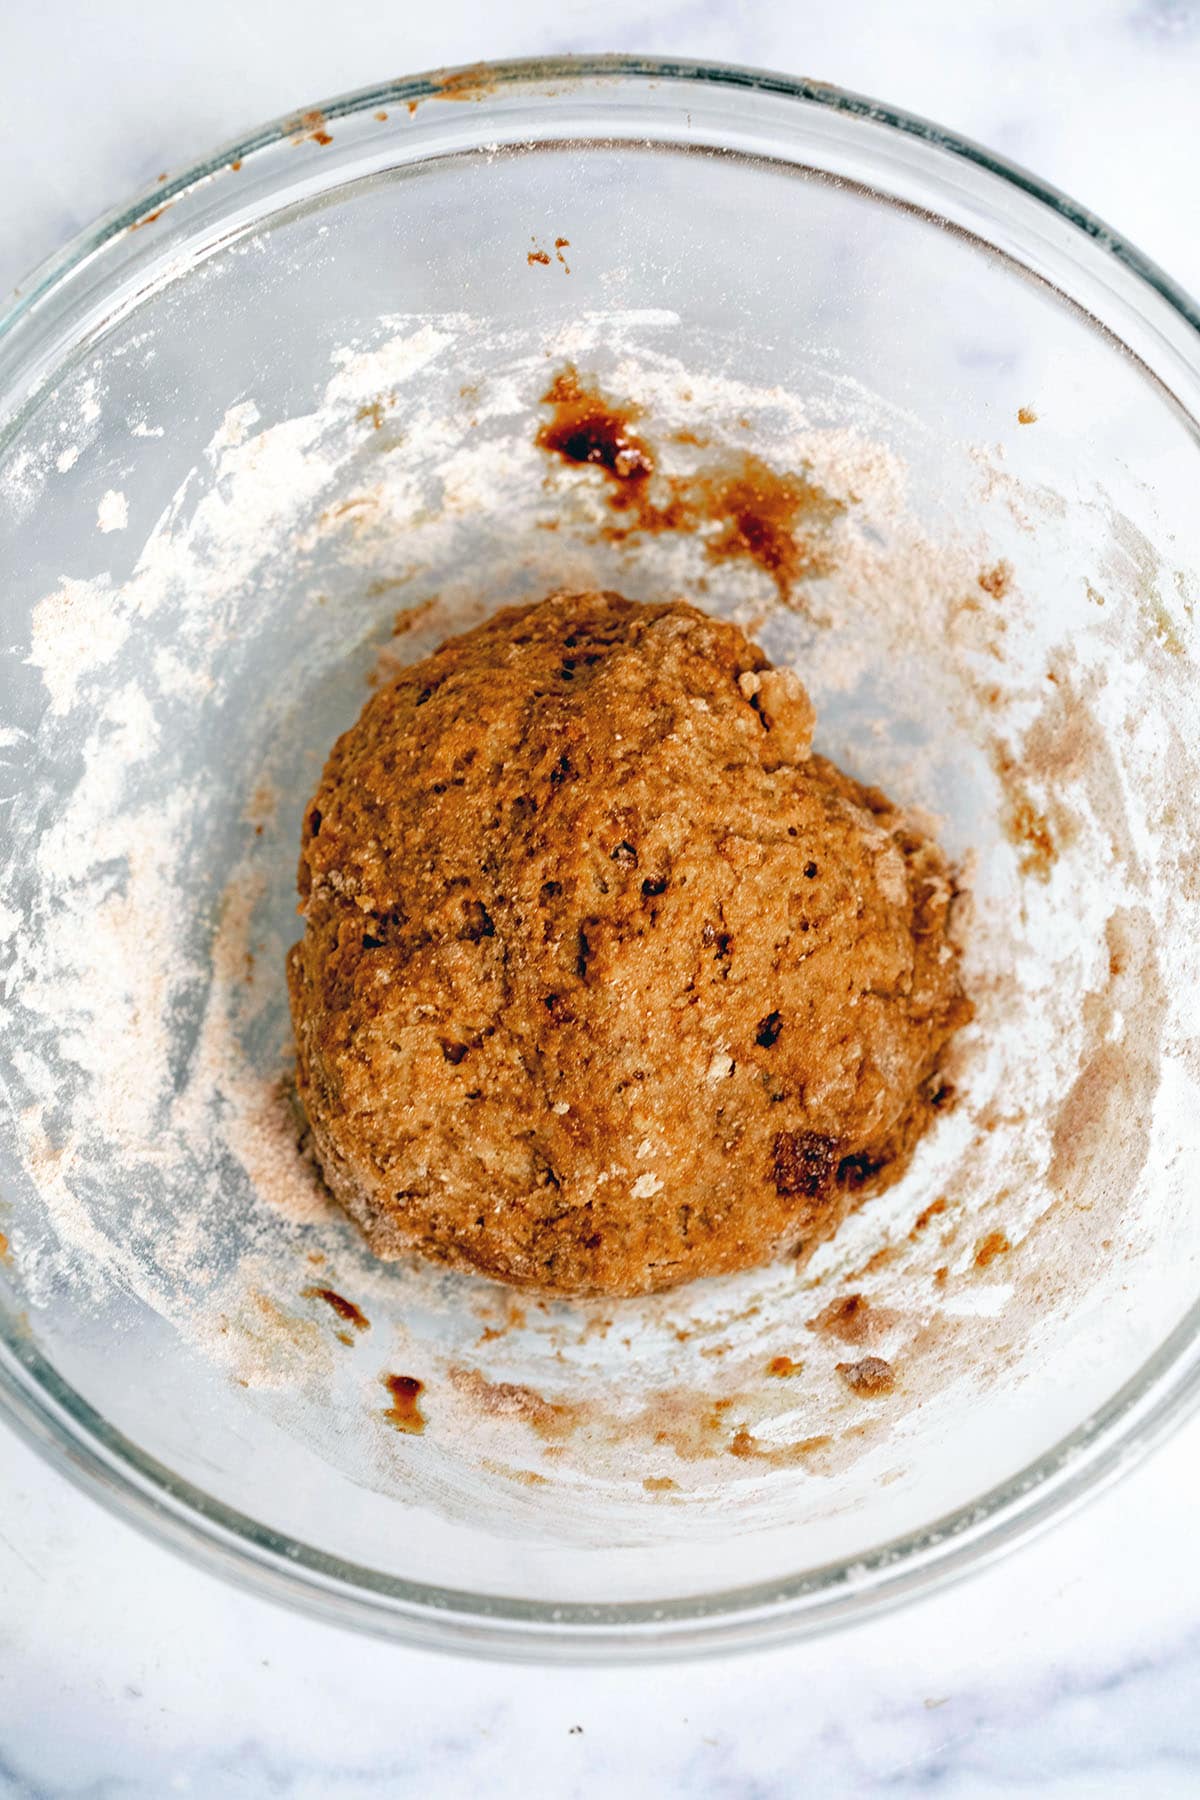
[287,592,970,1296]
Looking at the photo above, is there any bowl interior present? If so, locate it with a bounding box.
[2,63,1200,1650]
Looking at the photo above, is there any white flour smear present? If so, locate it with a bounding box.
[3,309,1200,1567]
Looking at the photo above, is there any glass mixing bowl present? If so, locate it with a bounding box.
[2,56,1200,1661]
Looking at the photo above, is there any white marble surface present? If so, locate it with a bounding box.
[3,2,1200,1794]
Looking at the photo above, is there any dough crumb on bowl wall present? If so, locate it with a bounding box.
[2,301,1198,1582]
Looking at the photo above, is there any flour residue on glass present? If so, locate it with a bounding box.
[2,307,1197,1538]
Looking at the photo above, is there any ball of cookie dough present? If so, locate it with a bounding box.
[287,591,970,1297]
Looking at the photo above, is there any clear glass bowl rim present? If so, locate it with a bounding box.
[2,51,1199,1663]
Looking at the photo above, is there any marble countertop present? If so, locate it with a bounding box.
[3,2,1199,1795]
